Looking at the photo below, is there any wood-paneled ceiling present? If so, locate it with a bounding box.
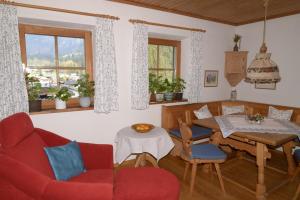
[110,0,300,25]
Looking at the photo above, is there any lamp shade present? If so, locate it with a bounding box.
[245,52,280,83]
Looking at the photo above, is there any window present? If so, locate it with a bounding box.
[148,38,181,81]
[19,24,93,97]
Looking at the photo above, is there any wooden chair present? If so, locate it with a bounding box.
[178,118,227,194]
[219,101,254,116]
[292,149,300,200]
[169,110,213,156]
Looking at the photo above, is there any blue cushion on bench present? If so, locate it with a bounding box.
[294,149,300,163]
[191,144,227,160]
[169,125,212,139]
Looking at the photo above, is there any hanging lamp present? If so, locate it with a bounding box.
[245,0,280,84]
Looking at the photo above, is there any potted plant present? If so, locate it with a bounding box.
[149,73,156,102]
[163,79,175,101]
[155,76,166,102]
[75,74,94,107]
[233,34,241,51]
[25,73,42,112]
[173,77,186,100]
[49,87,73,109]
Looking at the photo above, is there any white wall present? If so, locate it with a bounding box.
[13,0,235,146]
[235,14,300,107]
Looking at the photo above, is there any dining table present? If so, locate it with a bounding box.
[193,116,300,200]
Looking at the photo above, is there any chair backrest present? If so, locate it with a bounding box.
[0,113,54,178]
[178,118,192,158]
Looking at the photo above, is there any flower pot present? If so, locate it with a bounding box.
[233,43,239,51]
[79,97,91,107]
[155,93,164,102]
[173,92,183,100]
[55,99,67,109]
[149,93,156,102]
[29,100,41,112]
[164,92,174,101]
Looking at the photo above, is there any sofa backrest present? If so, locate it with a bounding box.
[0,113,54,179]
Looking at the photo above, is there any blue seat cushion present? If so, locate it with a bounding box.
[191,144,227,160]
[169,125,212,139]
[294,149,300,163]
[44,141,86,181]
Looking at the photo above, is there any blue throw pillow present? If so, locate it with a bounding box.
[44,141,86,181]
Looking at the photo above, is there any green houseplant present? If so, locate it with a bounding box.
[149,73,157,102]
[173,77,186,100]
[49,87,73,109]
[163,79,175,101]
[154,76,166,102]
[233,34,241,51]
[149,74,165,102]
[74,74,94,107]
[25,73,42,112]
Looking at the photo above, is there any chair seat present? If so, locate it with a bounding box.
[170,125,212,140]
[294,149,300,163]
[191,144,227,160]
[69,169,113,185]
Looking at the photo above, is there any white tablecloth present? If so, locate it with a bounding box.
[115,127,174,164]
[215,115,300,138]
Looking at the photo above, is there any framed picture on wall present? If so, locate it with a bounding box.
[204,70,218,87]
[255,82,276,90]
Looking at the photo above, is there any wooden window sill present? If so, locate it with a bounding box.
[149,99,188,105]
[30,106,94,115]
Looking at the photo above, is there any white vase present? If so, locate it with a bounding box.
[155,93,164,102]
[55,99,66,109]
[79,97,91,107]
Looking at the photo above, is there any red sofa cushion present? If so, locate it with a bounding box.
[70,169,113,184]
[114,167,180,200]
[0,112,34,148]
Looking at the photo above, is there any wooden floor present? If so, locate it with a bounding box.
[116,150,300,200]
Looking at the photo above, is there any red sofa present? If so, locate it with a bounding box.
[0,113,180,200]
[0,112,114,200]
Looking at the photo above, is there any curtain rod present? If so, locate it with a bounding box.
[129,19,206,33]
[0,0,120,20]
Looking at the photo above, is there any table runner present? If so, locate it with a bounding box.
[215,115,300,138]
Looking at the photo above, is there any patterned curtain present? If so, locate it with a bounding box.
[0,4,28,120]
[94,18,119,113]
[131,24,149,110]
[185,31,204,103]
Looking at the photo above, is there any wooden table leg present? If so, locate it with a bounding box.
[134,154,144,167]
[145,153,159,168]
[283,141,296,176]
[135,153,159,168]
[256,142,267,200]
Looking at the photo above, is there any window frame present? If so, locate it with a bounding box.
[148,38,181,79]
[19,24,94,113]
[19,24,93,81]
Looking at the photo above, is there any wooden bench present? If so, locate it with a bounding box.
[162,100,300,156]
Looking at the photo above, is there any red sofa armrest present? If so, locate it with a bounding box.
[0,154,51,199]
[79,143,113,170]
[43,180,113,200]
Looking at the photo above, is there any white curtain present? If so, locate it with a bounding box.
[94,18,119,113]
[0,4,28,120]
[131,24,149,110]
[185,31,204,103]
